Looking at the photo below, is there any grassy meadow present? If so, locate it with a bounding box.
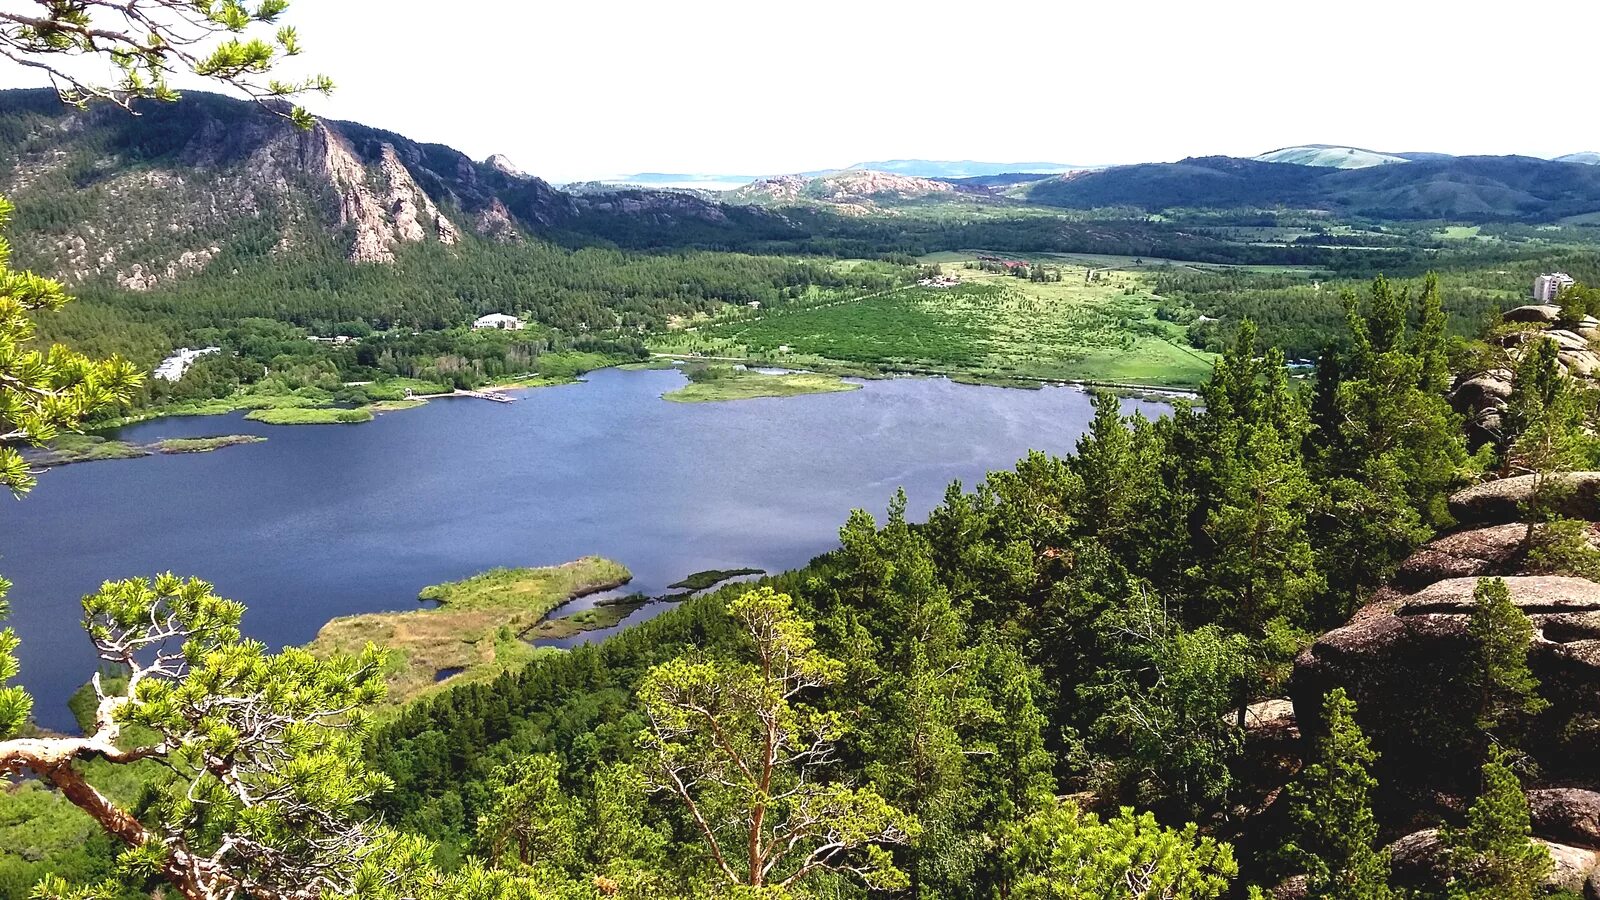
[650,256,1218,387]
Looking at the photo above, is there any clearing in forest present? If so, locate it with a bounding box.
[651,256,1217,387]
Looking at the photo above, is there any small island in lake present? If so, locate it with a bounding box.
[306,556,631,709]
[663,364,860,403]
[35,433,266,466]
[668,567,765,591]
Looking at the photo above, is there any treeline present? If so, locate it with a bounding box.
[1164,249,1600,358]
[366,274,1539,895]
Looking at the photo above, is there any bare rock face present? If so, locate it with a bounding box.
[1542,840,1600,894]
[1291,573,1600,801]
[1388,829,1448,888]
[1449,370,1514,415]
[1529,789,1600,849]
[1448,473,1600,526]
[1504,304,1562,324]
[1393,523,1533,590]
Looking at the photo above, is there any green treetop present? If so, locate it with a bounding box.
[1466,578,1548,747]
[997,800,1238,900]
[637,586,917,894]
[1439,745,1552,900]
[1281,688,1394,899]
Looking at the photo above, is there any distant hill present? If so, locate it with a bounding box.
[731,169,990,209]
[595,172,763,190]
[843,159,1085,178]
[1027,154,1600,221]
[1254,144,1409,168]
[0,88,804,287]
[1557,152,1600,165]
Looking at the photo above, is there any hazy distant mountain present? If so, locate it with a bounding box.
[1028,155,1600,221]
[732,170,976,208]
[1254,145,1409,168]
[844,159,1084,178]
[1557,152,1600,165]
[595,172,764,191]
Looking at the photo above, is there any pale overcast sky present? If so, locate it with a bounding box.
[2,0,1595,182]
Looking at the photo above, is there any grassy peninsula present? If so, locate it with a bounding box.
[245,406,374,425]
[663,365,860,403]
[306,556,631,709]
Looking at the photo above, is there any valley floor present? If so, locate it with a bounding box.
[648,254,1220,388]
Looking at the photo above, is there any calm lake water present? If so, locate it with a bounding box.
[3,367,1166,729]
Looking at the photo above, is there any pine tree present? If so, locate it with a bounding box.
[1466,578,1549,745]
[1439,746,1553,900]
[1281,689,1394,899]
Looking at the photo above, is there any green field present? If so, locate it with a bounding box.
[651,260,1217,387]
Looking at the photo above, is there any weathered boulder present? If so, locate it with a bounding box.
[1388,829,1448,888]
[1504,304,1562,324]
[1448,473,1600,525]
[1562,350,1600,377]
[1542,840,1599,894]
[1449,370,1513,415]
[1529,788,1600,849]
[1292,574,1600,803]
[1402,574,1600,615]
[1387,828,1599,895]
[1393,523,1531,590]
[1549,329,1595,351]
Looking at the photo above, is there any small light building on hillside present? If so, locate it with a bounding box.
[1534,273,1576,303]
[473,313,524,330]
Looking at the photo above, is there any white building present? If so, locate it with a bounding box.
[153,346,221,382]
[472,313,524,330]
[1534,273,1576,303]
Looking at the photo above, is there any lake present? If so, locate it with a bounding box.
[2,367,1167,730]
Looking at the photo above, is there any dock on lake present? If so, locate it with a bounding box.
[454,389,516,403]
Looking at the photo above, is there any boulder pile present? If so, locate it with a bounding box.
[1291,473,1600,895]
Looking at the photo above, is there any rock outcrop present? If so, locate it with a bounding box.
[1292,475,1600,896]
[1447,472,1600,526]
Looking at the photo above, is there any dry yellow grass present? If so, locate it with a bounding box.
[306,556,630,711]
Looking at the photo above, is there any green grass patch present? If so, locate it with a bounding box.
[667,568,765,591]
[154,434,266,454]
[617,358,681,371]
[244,406,374,425]
[535,350,624,381]
[308,556,631,711]
[33,434,149,466]
[529,592,651,641]
[366,399,428,414]
[663,367,860,403]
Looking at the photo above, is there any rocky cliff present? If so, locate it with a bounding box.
[0,89,789,287]
[1288,473,1600,896]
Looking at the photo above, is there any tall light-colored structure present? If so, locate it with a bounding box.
[1534,273,1576,303]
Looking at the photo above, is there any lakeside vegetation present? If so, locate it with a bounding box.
[662,365,861,402]
[34,433,266,466]
[244,406,374,425]
[152,435,265,454]
[306,557,631,710]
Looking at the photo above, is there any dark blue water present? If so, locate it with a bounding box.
[2,367,1165,729]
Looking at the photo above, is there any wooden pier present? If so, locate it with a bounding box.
[454,389,517,403]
